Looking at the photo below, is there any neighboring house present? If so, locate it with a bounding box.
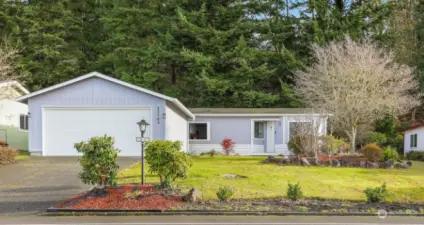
[0,81,30,150]
[403,124,424,154]
[188,108,328,155]
[16,72,328,156]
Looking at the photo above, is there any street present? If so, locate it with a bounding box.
[0,215,423,225]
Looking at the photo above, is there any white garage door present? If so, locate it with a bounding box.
[43,108,151,156]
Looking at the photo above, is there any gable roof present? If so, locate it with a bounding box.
[0,81,29,96]
[189,108,325,116]
[16,72,194,119]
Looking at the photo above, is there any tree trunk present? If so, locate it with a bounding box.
[350,126,357,153]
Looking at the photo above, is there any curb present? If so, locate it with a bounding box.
[43,208,424,217]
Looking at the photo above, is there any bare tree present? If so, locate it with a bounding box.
[288,114,324,162]
[0,38,20,100]
[294,36,419,152]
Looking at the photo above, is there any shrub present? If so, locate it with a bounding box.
[358,131,387,146]
[216,186,234,201]
[322,135,350,155]
[362,143,383,162]
[364,183,387,203]
[74,135,120,188]
[406,151,424,161]
[221,138,235,156]
[200,149,221,157]
[0,147,18,164]
[382,146,399,161]
[145,140,192,188]
[287,182,303,201]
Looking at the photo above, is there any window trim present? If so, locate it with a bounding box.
[19,114,29,132]
[188,121,210,141]
[253,121,265,140]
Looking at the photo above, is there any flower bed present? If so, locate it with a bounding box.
[56,184,184,211]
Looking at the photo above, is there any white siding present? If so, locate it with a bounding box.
[165,103,189,152]
[0,100,28,127]
[404,127,424,154]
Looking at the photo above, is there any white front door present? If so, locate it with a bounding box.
[266,121,275,152]
[43,108,152,156]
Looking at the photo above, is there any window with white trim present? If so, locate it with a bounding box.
[19,114,29,131]
[189,123,209,140]
[410,134,418,148]
[254,121,265,139]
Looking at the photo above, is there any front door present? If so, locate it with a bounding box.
[266,121,275,152]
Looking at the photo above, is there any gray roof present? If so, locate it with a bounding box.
[189,108,318,114]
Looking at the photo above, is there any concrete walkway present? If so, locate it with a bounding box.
[0,157,138,215]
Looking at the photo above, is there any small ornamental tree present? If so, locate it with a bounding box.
[221,138,236,156]
[74,135,120,189]
[145,140,192,188]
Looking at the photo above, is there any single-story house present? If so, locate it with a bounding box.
[0,81,30,150]
[403,123,424,153]
[188,108,327,155]
[16,72,328,156]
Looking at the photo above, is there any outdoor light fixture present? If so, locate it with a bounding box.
[137,119,149,134]
[136,119,150,185]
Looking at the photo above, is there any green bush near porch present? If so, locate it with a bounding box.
[117,156,424,203]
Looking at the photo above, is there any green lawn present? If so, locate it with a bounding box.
[16,150,30,160]
[117,156,424,203]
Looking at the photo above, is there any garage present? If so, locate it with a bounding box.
[43,108,151,156]
[16,72,195,156]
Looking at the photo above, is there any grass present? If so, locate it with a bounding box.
[16,150,30,160]
[117,156,424,203]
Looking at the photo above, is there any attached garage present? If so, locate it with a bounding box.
[17,72,194,156]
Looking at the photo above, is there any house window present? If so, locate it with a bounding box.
[19,114,29,131]
[254,121,265,139]
[410,134,418,148]
[189,122,209,140]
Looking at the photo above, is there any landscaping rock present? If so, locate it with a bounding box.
[301,157,311,166]
[383,159,394,169]
[330,159,340,167]
[263,156,277,163]
[407,161,412,167]
[183,187,201,202]
[394,163,408,169]
[360,161,366,168]
[277,158,290,165]
[366,161,379,169]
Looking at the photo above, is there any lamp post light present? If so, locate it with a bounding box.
[137,119,149,185]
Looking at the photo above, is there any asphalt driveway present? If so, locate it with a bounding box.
[0,157,138,215]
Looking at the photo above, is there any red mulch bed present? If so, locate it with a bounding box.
[56,184,184,211]
[318,155,366,163]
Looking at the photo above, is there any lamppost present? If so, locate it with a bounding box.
[137,119,149,185]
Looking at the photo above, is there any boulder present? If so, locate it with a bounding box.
[366,161,379,169]
[407,161,413,167]
[277,158,290,165]
[301,157,311,166]
[330,159,340,167]
[263,156,277,163]
[360,161,367,168]
[394,163,408,169]
[183,187,201,202]
[383,159,394,169]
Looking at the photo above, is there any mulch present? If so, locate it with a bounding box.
[56,184,184,211]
